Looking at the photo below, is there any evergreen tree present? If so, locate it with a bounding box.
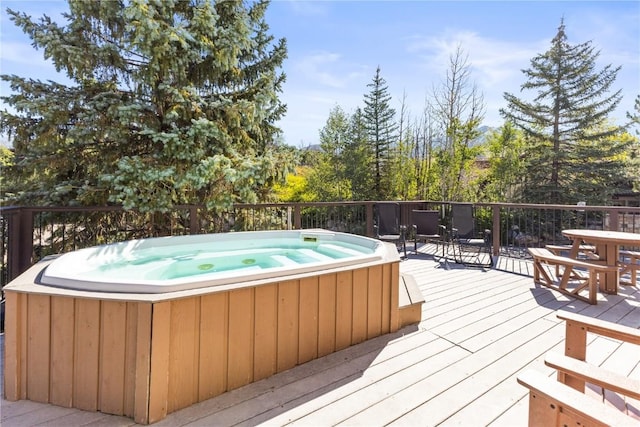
[307,106,352,201]
[1,0,291,211]
[362,66,397,200]
[345,107,375,200]
[501,19,626,204]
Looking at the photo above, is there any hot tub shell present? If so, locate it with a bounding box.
[3,232,405,424]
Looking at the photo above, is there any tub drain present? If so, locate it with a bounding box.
[242,258,256,265]
[198,263,214,270]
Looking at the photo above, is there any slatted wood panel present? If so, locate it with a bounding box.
[2,254,639,426]
[3,261,400,424]
[198,292,228,400]
[254,283,278,381]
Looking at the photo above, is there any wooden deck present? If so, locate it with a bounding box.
[2,245,639,426]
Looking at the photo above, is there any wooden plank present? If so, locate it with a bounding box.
[298,276,319,364]
[123,302,138,417]
[198,293,228,400]
[254,284,278,381]
[335,271,353,351]
[557,311,640,345]
[367,265,383,339]
[277,280,299,372]
[380,263,392,334]
[517,370,634,426]
[545,353,640,399]
[133,302,152,425]
[99,300,127,415]
[73,298,100,411]
[147,301,171,424]
[167,297,199,413]
[3,291,23,401]
[352,268,369,345]
[317,274,337,357]
[27,294,51,403]
[227,287,254,390]
[49,296,74,407]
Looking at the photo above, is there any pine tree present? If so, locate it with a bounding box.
[307,106,352,201]
[345,107,376,201]
[1,0,291,211]
[362,67,397,200]
[501,19,626,204]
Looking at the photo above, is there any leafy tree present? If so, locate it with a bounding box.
[344,107,375,200]
[388,92,417,200]
[410,101,442,200]
[1,0,291,211]
[272,166,313,202]
[431,46,485,201]
[0,146,14,200]
[363,66,397,199]
[501,19,626,204]
[628,94,640,135]
[480,122,526,202]
[306,106,352,201]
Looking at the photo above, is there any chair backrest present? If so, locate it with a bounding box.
[412,210,439,235]
[375,202,400,236]
[451,203,475,239]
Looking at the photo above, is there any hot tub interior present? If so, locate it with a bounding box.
[39,230,389,293]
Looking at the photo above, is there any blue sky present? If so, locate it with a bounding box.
[2,1,639,147]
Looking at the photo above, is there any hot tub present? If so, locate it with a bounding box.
[39,229,386,293]
[3,230,404,424]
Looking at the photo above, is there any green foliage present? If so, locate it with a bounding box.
[1,0,291,211]
[363,67,397,199]
[501,19,626,204]
[479,123,526,202]
[272,166,313,202]
[431,46,485,202]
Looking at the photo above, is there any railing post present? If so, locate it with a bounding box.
[294,205,302,230]
[366,203,374,237]
[608,210,619,231]
[492,205,500,257]
[8,208,34,281]
[189,205,199,234]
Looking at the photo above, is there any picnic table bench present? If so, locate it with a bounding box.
[619,249,640,287]
[517,312,640,426]
[528,247,619,304]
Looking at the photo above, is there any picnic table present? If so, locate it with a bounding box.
[561,229,640,294]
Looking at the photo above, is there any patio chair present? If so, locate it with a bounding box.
[411,209,447,258]
[449,203,492,268]
[374,202,407,258]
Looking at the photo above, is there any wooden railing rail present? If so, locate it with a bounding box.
[2,202,639,287]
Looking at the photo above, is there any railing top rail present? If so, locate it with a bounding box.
[2,201,639,214]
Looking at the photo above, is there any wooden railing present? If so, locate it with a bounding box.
[2,202,640,287]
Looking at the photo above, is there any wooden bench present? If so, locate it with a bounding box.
[619,249,640,287]
[517,371,637,426]
[528,247,618,304]
[517,312,640,426]
[398,273,424,327]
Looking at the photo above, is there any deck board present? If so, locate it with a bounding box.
[2,245,639,426]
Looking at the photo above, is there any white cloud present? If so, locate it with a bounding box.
[292,51,368,89]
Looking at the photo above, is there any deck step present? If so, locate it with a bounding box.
[399,272,424,326]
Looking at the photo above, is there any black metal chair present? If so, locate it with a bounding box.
[374,202,407,258]
[411,210,447,258]
[449,203,492,268]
